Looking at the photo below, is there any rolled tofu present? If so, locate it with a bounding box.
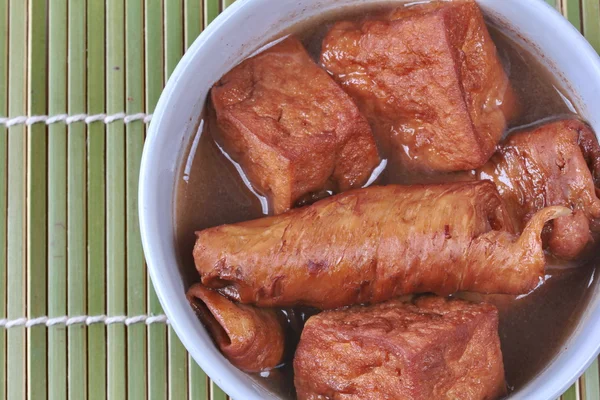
[476,119,600,259]
[211,37,380,214]
[193,181,569,309]
[294,296,506,400]
[186,284,285,372]
[321,0,517,172]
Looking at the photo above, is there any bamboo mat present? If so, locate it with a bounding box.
[0,0,599,399]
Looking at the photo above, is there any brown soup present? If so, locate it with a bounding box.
[175,4,599,398]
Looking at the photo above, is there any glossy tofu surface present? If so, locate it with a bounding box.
[212,37,380,214]
[477,119,600,259]
[294,296,506,400]
[194,182,568,309]
[321,0,517,172]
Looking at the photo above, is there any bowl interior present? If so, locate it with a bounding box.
[139,0,600,399]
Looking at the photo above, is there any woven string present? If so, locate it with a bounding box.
[1,112,165,329]
[0,112,153,127]
[0,314,169,328]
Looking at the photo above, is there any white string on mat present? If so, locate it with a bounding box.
[0,112,153,127]
[0,314,169,329]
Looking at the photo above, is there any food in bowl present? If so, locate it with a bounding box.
[193,181,568,309]
[211,37,381,215]
[175,0,600,398]
[293,296,506,400]
[475,119,600,260]
[320,0,518,172]
[187,284,285,373]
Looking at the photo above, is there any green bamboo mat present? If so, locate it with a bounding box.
[0,0,598,399]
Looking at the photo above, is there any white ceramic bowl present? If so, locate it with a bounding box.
[139,0,600,398]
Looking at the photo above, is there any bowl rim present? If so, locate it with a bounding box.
[139,1,265,398]
[139,0,600,399]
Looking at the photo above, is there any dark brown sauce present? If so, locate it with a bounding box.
[174,4,599,399]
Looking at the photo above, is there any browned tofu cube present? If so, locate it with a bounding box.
[211,37,380,214]
[321,0,518,172]
[294,296,506,400]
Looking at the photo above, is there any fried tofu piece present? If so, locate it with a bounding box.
[321,0,517,172]
[477,119,600,259]
[294,296,506,400]
[211,37,380,214]
[194,181,569,309]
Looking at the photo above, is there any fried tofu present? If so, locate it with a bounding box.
[321,0,517,172]
[294,296,506,400]
[186,284,285,373]
[477,118,600,259]
[194,181,569,309]
[211,37,380,214]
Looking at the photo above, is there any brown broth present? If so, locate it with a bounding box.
[174,4,599,399]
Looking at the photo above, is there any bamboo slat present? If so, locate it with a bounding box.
[581,359,600,400]
[584,0,600,51]
[48,0,68,398]
[205,0,219,25]
[1,1,600,400]
[67,2,88,399]
[125,1,147,399]
[211,381,228,400]
[86,0,107,399]
[27,1,48,399]
[7,0,28,399]
[564,0,583,29]
[190,355,209,400]
[0,0,8,397]
[562,384,578,400]
[106,0,127,399]
[186,0,203,48]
